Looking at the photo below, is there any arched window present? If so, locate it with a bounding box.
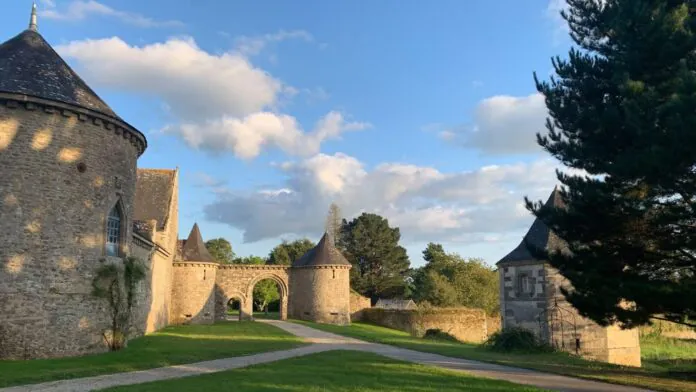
[106,205,122,256]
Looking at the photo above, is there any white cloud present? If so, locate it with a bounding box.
[58,36,365,159]
[163,111,370,160]
[203,154,569,243]
[57,37,282,120]
[442,93,548,155]
[234,30,314,56]
[41,0,184,28]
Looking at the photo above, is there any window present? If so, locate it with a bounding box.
[106,205,121,256]
[518,273,533,295]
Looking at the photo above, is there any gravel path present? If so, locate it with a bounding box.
[0,320,652,392]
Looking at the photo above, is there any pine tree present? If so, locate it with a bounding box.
[339,213,411,302]
[325,202,343,245]
[529,0,696,327]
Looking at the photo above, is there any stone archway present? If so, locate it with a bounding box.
[244,273,289,321]
[215,265,290,321]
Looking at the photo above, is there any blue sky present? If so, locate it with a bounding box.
[1,0,572,267]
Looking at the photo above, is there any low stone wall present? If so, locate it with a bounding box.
[362,307,489,343]
[349,291,371,321]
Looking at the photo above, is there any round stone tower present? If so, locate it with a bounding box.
[290,233,352,325]
[0,6,147,359]
[171,224,218,325]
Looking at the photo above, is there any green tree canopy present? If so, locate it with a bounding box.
[267,239,315,265]
[339,213,410,302]
[234,255,266,265]
[205,238,235,264]
[530,0,696,327]
[253,279,280,313]
[411,243,499,315]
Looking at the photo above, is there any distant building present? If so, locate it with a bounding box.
[497,187,641,367]
[375,299,417,310]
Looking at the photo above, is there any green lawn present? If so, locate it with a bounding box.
[0,321,306,388]
[105,350,545,392]
[294,321,696,392]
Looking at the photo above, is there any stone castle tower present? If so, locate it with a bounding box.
[0,6,147,358]
[170,224,219,325]
[497,187,641,367]
[290,232,352,325]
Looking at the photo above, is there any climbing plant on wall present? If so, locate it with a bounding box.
[92,256,147,351]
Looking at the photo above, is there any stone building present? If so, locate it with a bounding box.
[497,187,642,367]
[0,7,352,360]
[290,233,352,325]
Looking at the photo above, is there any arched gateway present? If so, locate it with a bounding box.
[171,224,351,325]
[215,264,290,321]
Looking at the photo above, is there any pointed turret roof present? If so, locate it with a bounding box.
[292,232,351,267]
[181,223,216,262]
[497,186,569,265]
[0,6,119,119]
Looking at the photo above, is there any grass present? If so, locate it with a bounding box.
[294,321,696,392]
[224,311,281,320]
[0,321,305,388]
[105,350,545,392]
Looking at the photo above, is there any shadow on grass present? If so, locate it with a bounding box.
[0,321,305,388]
[293,320,696,392]
[106,351,543,392]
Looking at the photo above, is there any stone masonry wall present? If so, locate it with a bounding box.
[215,265,290,321]
[349,290,371,321]
[290,266,351,325]
[0,98,143,359]
[148,171,177,331]
[499,262,641,367]
[170,262,218,325]
[362,307,489,343]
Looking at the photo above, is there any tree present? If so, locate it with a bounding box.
[325,202,343,245]
[411,243,499,315]
[205,238,235,264]
[267,239,315,265]
[92,257,147,350]
[234,255,266,265]
[339,213,410,302]
[253,279,280,313]
[530,0,696,327]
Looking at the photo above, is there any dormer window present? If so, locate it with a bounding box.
[106,205,122,256]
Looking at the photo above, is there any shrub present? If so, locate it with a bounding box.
[423,328,459,342]
[484,327,552,352]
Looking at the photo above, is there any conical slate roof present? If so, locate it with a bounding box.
[0,29,119,119]
[497,187,569,265]
[292,233,351,267]
[181,223,216,262]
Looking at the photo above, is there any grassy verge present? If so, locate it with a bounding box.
[294,321,696,392]
[0,321,305,388]
[106,350,545,392]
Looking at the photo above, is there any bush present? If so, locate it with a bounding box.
[423,329,459,342]
[484,327,552,352]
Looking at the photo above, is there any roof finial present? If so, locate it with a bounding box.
[29,1,38,32]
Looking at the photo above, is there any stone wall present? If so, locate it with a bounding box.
[146,172,177,332]
[499,262,641,367]
[349,290,371,321]
[0,97,143,359]
[290,266,351,325]
[215,265,290,321]
[362,307,489,343]
[170,262,218,325]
